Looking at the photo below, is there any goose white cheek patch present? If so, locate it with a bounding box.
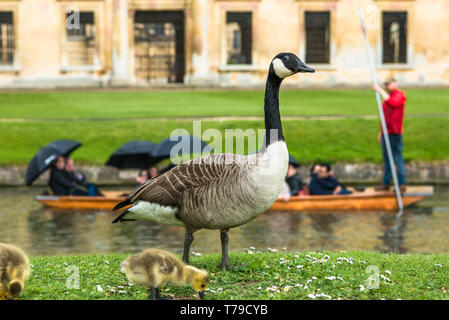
[272,58,294,78]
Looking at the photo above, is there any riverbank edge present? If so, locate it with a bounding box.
[19,251,449,300]
[1,161,448,186]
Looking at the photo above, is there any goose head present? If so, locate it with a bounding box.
[270,52,315,79]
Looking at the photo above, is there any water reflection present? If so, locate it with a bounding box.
[377,214,407,253]
[0,186,448,256]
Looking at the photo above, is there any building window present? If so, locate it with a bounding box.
[66,11,96,66]
[382,12,407,64]
[305,11,330,64]
[0,12,14,66]
[226,12,252,65]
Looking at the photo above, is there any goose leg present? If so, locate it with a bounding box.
[149,287,158,300]
[155,287,162,300]
[182,232,194,263]
[219,229,230,271]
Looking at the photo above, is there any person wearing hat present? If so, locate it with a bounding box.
[373,77,407,193]
[285,156,303,197]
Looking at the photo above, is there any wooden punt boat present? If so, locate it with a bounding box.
[35,191,127,211]
[35,186,433,212]
[270,186,434,211]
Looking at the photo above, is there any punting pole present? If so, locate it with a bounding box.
[358,6,403,213]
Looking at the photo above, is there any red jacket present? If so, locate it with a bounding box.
[382,89,406,135]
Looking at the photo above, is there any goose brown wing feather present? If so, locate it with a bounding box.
[128,153,245,207]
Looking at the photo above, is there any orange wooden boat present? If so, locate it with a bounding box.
[271,186,433,211]
[35,186,433,212]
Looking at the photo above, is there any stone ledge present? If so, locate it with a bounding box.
[0,162,448,186]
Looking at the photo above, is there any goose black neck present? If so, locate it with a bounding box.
[264,71,284,146]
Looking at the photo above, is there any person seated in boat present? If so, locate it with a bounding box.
[65,158,86,185]
[148,165,159,179]
[136,169,150,188]
[309,163,351,196]
[49,156,87,196]
[285,161,303,196]
[322,163,352,195]
[64,158,103,196]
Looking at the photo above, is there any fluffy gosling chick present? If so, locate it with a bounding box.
[120,248,209,300]
[0,243,31,299]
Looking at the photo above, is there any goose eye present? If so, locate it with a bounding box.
[283,56,289,61]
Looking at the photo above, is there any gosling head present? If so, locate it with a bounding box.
[271,52,315,79]
[120,260,129,274]
[8,281,24,298]
[186,266,210,299]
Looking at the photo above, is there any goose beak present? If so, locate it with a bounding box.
[296,60,315,73]
[198,291,205,299]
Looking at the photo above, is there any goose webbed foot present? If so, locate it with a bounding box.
[218,230,230,271]
[182,232,194,264]
[218,259,230,271]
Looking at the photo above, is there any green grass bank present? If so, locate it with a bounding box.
[1,89,448,166]
[1,89,448,119]
[1,118,448,166]
[22,251,449,300]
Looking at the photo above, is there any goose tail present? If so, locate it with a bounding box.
[112,208,137,224]
[113,198,132,211]
[112,198,135,224]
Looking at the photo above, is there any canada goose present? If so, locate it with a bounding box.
[113,52,315,270]
[120,248,209,300]
[0,243,31,299]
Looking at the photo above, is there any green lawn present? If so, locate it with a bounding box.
[1,117,448,166]
[1,89,448,166]
[0,88,448,119]
[20,251,449,300]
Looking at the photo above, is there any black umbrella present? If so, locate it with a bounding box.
[150,135,212,164]
[288,154,300,168]
[105,140,157,170]
[26,139,82,186]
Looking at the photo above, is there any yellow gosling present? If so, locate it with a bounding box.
[0,243,31,299]
[120,248,209,300]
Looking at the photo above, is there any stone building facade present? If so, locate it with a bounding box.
[0,0,448,88]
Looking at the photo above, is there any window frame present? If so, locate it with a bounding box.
[298,4,337,71]
[60,2,103,72]
[225,11,253,66]
[304,11,331,65]
[0,3,19,72]
[65,11,97,67]
[374,1,415,70]
[219,5,259,72]
[0,11,14,66]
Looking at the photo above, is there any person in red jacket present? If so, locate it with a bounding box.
[373,77,406,193]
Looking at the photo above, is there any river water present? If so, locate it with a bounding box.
[0,185,448,256]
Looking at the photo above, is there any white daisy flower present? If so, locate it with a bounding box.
[380,274,391,282]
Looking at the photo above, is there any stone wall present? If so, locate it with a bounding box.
[0,0,448,88]
[1,162,448,187]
